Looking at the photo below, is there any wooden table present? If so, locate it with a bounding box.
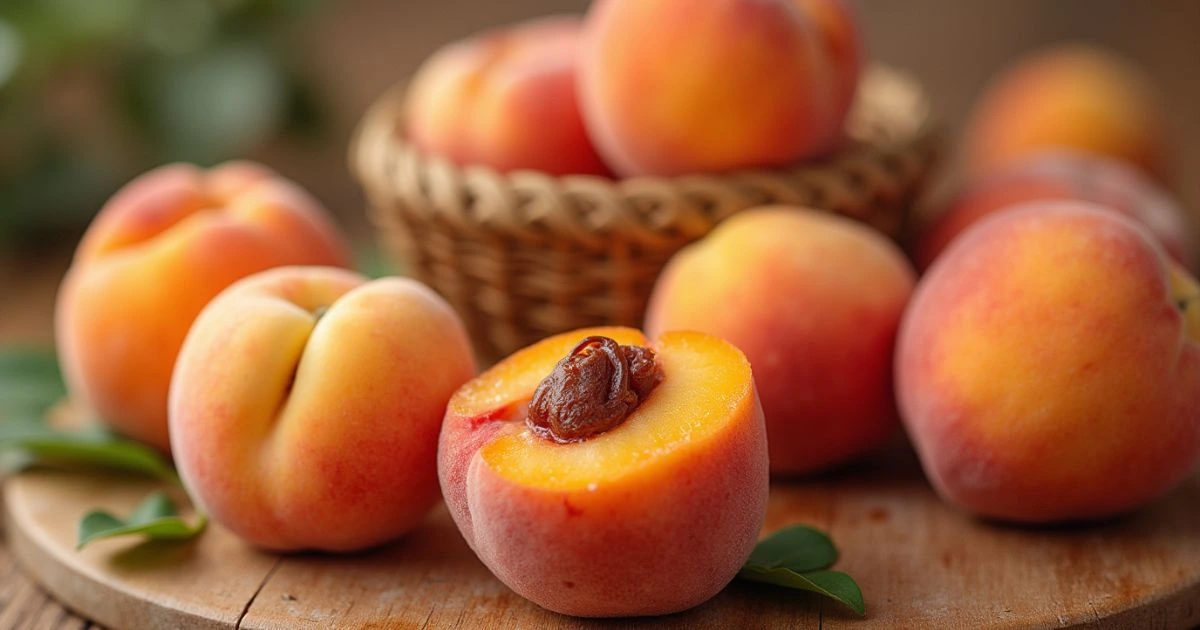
[0,251,98,628]
[3,251,1200,630]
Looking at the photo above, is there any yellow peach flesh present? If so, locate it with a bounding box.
[449,326,646,422]
[481,331,752,490]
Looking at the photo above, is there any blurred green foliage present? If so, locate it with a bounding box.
[0,0,324,245]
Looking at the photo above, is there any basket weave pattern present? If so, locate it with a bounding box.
[353,66,941,363]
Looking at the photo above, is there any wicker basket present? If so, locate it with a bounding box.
[352,65,941,363]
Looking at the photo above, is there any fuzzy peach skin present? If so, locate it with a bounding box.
[646,208,915,475]
[795,0,863,131]
[897,202,1200,523]
[171,266,476,551]
[578,0,854,176]
[55,162,350,453]
[915,151,1197,272]
[963,44,1167,180]
[438,327,768,617]
[404,16,609,176]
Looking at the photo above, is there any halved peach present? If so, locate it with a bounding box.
[438,327,768,617]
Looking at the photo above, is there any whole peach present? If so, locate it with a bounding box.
[898,202,1200,523]
[405,16,609,176]
[963,44,1168,180]
[915,151,1197,271]
[645,207,916,475]
[171,266,476,551]
[578,0,857,176]
[56,162,350,452]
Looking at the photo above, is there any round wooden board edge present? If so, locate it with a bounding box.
[3,473,237,630]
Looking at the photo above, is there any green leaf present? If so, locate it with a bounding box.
[744,524,837,572]
[739,524,865,616]
[0,348,205,551]
[738,566,865,616]
[0,346,66,417]
[77,491,206,550]
[2,427,179,483]
[0,347,176,482]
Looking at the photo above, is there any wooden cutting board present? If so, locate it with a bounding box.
[5,445,1200,630]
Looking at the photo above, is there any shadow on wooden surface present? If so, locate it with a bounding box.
[4,439,1199,629]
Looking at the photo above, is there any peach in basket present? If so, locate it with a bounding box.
[579,0,863,176]
[404,15,609,177]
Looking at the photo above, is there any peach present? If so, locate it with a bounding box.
[404,16,610,176]
[897,202,1200,523]
[438,327,768,617]
[963,44,1168,180]
[646,208,915,475]
[578,0,858,176]
[171,266,476,551]
[914,151,1197,271]
[795,0,863,126]
[55,162,350,453]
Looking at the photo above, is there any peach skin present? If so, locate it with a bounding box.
[405,16,610,176]
[645,207,915,475]
[963,43,1168,180]
[914,151,1197,272]
[55,162,350,453]
[578,0,856,176]
[170,266,476,552]
[438,327,768,617]
[795,0,863,141]
[897,202,1200,523]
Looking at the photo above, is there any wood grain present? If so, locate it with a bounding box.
[5,473,275,629]
[6,445,1200,630]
